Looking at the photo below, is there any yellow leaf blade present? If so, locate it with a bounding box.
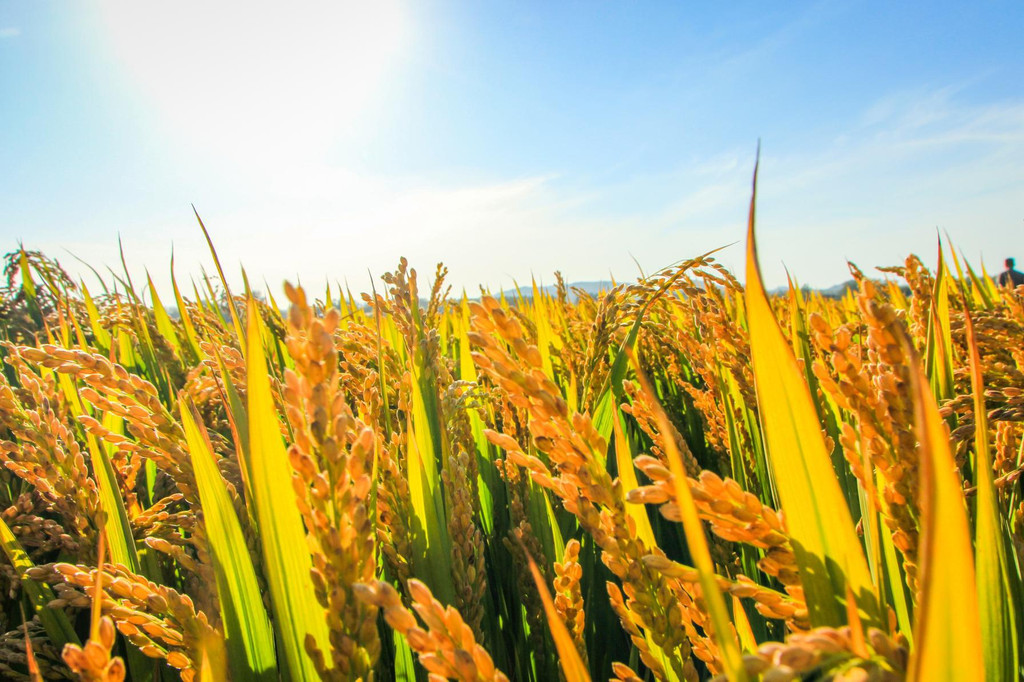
[744,158,878,628]
[631,357,746,681]
[906,334,984,681]
[612,406,657,551]
[524,552,592,682]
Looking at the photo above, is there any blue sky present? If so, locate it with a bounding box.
[1,1,1022,295]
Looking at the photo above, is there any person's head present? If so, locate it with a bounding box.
[1007,258,1016,270]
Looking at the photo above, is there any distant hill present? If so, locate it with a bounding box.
[508,278,908,302]
[498,280,616,302]
[768,279,911,299]
[164,278,913,319]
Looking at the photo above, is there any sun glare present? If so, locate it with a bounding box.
[96,1,410,169]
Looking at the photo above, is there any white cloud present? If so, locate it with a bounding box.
[0,27,21,39]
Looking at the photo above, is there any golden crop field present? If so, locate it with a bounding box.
[0,189,1020,682]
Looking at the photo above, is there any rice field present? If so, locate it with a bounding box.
[0,184,1020,682]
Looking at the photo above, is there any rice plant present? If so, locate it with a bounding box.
[0,178,1020,681]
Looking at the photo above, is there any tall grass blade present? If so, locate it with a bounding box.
[965,307,1019,682]
[195,207,246,347]
[524,550,591,682]
[147,272,181,355]
[171,253,203,360]
[611,405,657,549]
[744,157,879,628]
[905,333,984,680]
[924,244,954,399]
[405,366,456,605]
[632,356,746,681]
[963,255,993,310]
[181,396,277,682]
[245,297,329,681]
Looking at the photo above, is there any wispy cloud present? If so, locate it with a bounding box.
[710,1,836,79]
[510,86,1024,287]
[738,89,1024,284]
[0,27,21,39]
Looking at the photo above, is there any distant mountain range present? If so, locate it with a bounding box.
[502,278,905,302]
[498,281,616,302]
[768,279,913,299]
[167,278,906,320]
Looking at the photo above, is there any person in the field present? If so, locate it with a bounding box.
[999,258,1024,288]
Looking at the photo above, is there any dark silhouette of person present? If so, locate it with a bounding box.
[998,258,1024,288]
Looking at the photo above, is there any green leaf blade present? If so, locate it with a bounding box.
[245,297,329,682]
[182,397,277,682]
